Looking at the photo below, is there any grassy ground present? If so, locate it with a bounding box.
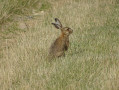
[0,0,119,90]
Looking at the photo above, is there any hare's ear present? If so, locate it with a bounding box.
[51,18,62,29]
[55,18,62,28]
[51,23,61,29]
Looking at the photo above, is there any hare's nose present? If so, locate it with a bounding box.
[70,29,73,33]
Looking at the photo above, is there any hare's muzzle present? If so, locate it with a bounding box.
[69,28,73,34]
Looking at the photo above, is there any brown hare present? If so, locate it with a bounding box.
[49,18,73,58]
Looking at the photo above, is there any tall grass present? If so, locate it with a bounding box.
[0,0,52,28]
[0,0,119,90]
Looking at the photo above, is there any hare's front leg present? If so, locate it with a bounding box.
[65,41,69,51]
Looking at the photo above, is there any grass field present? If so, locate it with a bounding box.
[0,0,119,90]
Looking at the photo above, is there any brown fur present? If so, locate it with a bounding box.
[49,18,73,58]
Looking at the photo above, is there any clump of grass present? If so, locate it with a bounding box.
[0,0,52,28]
[39,1,51,11]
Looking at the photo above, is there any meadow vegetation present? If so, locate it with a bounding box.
[0,0,119,90]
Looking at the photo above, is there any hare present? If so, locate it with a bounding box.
[49,18,73,58]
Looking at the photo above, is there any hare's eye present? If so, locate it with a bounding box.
[67,28,70,31]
